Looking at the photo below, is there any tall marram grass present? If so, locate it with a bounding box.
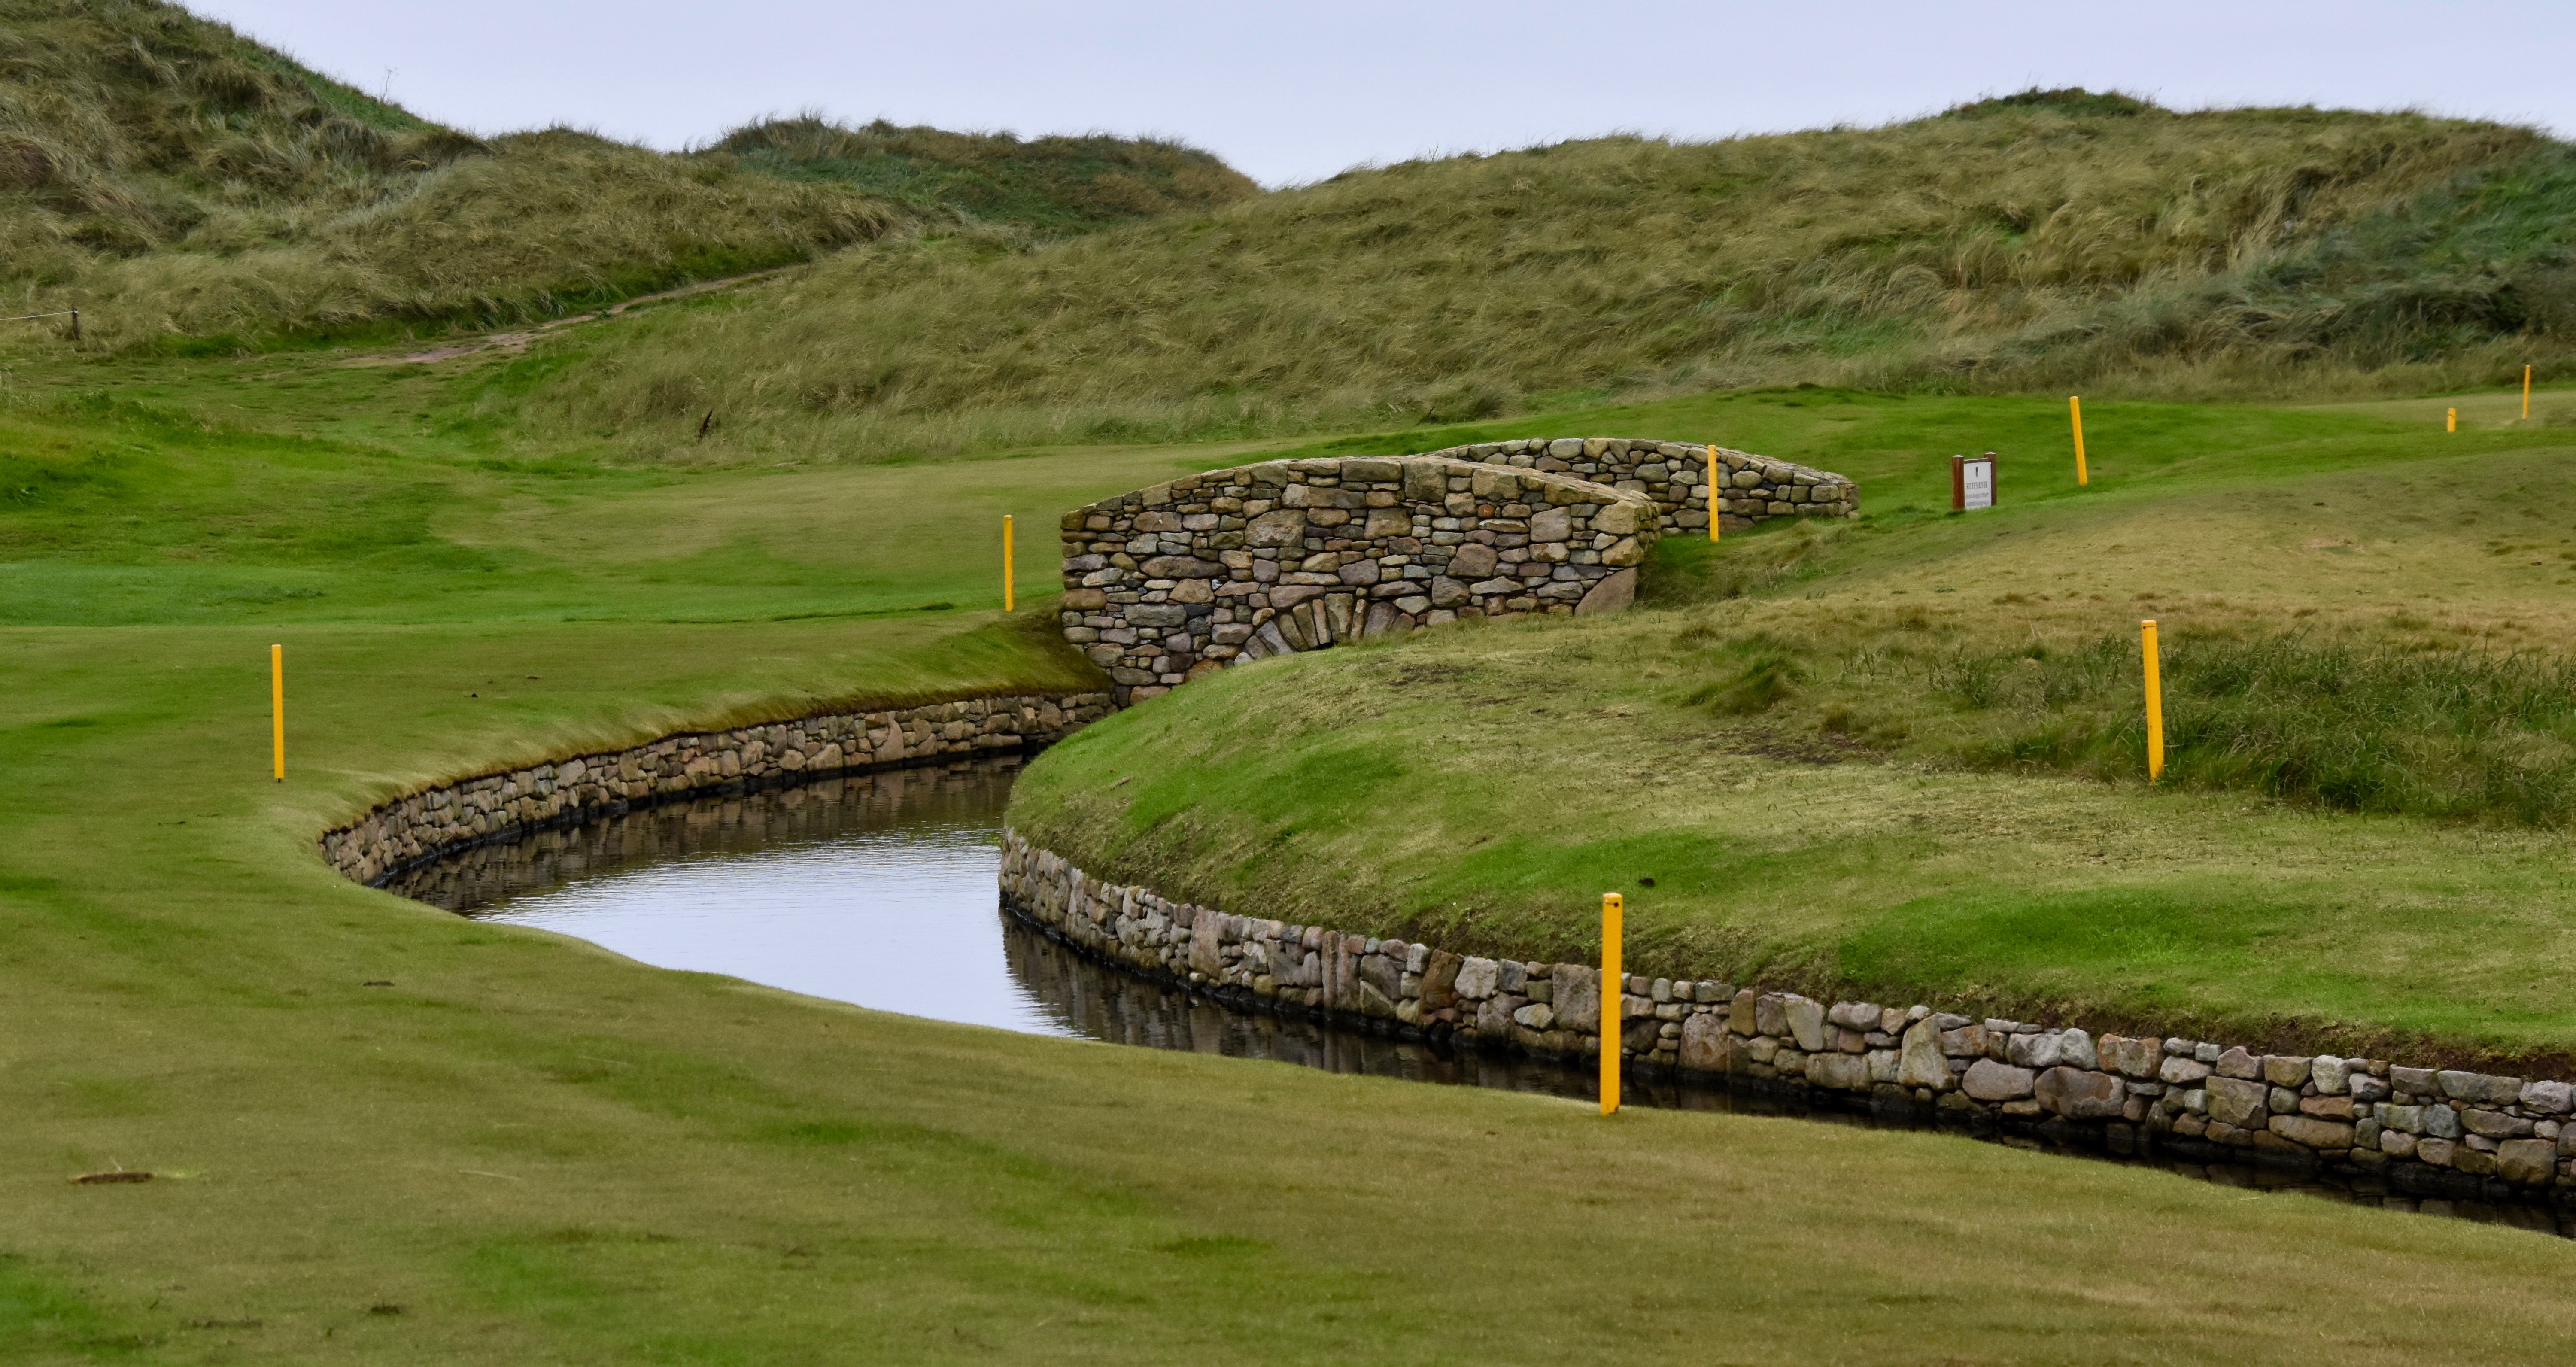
[0,0,911,343]
[0,0,1253,346]
[1912,632,2576,826]
[706,117,1257,236]
[543,97,2576,462]
[40,131,919,346]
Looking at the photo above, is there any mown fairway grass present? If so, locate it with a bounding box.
[12,345,2576,1361]
[1010,384,2576,1067]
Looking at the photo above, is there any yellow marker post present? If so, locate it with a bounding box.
[1705,445,1721,542]
[1002,514,1015,614]
[2448,407,2458,433]
[1599,892,1623,1115]
[2527,365,2535,421]
[2069,396,2089,486]
[270,643,285,782]
[2141,620,2163,785]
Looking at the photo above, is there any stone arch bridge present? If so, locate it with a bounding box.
[1060,437,1858,704]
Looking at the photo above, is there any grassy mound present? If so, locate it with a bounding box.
[707,116,1258,236]
[529,99,2576,461]
[1005,383,2576,1065]
[0,1,1255,349]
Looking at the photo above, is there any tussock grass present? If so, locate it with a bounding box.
[58,128,914,349]
[0,1,1253,348]
[1680,621,2576,827]
[537,98,2576,462]
[708,115,1258,236]
[0,0,906,344]
[1908,632,2576,826]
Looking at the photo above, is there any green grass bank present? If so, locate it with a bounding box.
[14,343,2576,1360]
[1008,381,2576,1069]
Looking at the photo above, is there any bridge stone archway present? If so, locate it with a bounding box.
[1058,438,1857,705]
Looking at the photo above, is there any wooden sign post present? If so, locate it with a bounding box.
[1951,452,1997,511]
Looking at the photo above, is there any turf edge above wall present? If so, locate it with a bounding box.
[1000,830,2576,1206]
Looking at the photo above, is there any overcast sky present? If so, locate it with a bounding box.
[199,0,2575,186]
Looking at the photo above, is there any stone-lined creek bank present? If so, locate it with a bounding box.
[357,734,2573,1235]
[1003,832,2576,1227]
[315,678,2576,1236]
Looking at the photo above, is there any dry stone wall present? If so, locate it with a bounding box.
[1002,830,2576,1203]
[322,693,1111,887]
[1418,436,1859,534]
[1061,455,1662,705]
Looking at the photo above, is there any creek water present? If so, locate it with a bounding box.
[383,756,2570,1235]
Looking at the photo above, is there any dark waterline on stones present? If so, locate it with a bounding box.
[384,757,2574,1238]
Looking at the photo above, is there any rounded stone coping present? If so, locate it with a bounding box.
[1416,435,1859,532]
[1091,454,1664,522]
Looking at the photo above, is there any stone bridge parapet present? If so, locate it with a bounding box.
[1062,455,1659,703]
[1060,438,1859,705]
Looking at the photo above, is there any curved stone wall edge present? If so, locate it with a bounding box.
[1419,436,1857,535]
[1002,828,2576,1200]
[319,692,1114,887]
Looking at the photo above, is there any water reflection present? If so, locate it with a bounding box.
[387,760,1074,1035]
[385,757,2575,1236]
[1005,923,1639,1099]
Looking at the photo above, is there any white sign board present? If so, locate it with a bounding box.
[1962,458,1993,510]
[1953,453,1996,511]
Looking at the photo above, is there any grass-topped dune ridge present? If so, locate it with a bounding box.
[524,89,2576,463]
[15,33,2575,463]
[0,0,1255,348]
[708,116,1259,238]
